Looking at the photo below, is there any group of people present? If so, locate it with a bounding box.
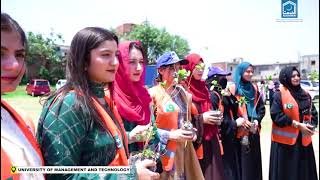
[1,12,318,180]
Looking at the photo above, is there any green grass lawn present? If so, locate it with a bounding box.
[2,85,319,178]
[3,85,318,133]
[2,85,56,129]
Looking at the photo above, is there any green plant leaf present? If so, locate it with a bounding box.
[266,75,273,81]
[160,80,167,87]
[211,80,218,85]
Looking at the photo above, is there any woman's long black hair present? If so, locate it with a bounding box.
[43,27,119,129]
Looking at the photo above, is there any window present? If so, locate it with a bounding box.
[300,81,310,86]
[36,81,49,86]
[312,82,319,87]
[311,60,316,65]
[230,66,233,71]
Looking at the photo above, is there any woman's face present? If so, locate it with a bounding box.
[291,70,300,86]
[242,66,254,82]
[129,47,144,82]
[1,31,26,93]
[159,63,181,85]
[87,40,119,83]
[192,61,205,80]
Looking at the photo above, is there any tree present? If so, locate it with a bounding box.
[309,70,319,81]
[118,21,190,64]
[25,31,66,84]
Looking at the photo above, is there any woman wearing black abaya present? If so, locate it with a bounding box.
[269,66,318,180]
[206,66,242,180]
[230,62,265,180]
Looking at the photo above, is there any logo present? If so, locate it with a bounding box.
[10,166,17,174]
[284,103,294,109]
[114,135,123,149]
[282,0,298,18]
[165,103,175,112]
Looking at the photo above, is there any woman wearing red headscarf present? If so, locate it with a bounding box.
[114,41,157,153]
[184,53,225,180]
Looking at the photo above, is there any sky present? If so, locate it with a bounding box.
[2,0,319,64]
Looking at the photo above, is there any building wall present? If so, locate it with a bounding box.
[115,23,136,36]
[253,62,299,81]
[209,59,306,82]
[300,54,319,79]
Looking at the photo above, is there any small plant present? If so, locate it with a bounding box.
[266,75,273,81]
[210,80,227,96]
[141,148,156,159]
[142,125,157,150]
[174,69,191,83]
[237,96,248,106]
[130,112,160,171]
[160,80,167,87]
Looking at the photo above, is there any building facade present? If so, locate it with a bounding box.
[299,54,319,79]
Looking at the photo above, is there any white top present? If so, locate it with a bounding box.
[1,107,44,180]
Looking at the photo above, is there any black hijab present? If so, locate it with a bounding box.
[279,66,311,114]
[206,75,238,112]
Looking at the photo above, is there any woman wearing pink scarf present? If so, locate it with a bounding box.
[114,41,153,153]
[184,53,225,180]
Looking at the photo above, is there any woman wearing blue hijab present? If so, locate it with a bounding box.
[230,62,265,180]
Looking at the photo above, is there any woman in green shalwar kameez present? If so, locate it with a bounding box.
[36,27,159,180]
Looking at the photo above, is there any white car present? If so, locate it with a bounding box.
[300,80,319,100]
[55,79,67,90]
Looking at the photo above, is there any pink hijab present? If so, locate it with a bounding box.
[184,53,218,140]
[114,41,152,125]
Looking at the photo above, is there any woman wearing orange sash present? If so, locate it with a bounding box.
[230,62,265,180]
[1,13,45,180]
[36,27,159,180]
[269,66,318,180]
[149,51,203,180]
[206,66,243,180]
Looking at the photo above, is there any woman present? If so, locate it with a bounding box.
[36,27,159,180]
[206,66,244,180]
[1,13,44,180]
[269,66,318,180]
[114,41,154,153]
[183,53,225,180]
[229,62,265,180]
[149,51,203,179]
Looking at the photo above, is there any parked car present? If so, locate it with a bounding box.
[26,79,50,96]
[56,79,67,90]
[300,80,319,100]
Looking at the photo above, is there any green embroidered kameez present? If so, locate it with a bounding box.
[37,83,136,180]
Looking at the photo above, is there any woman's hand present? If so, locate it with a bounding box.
[235,117,245,127]
[135,159,160,180]
[297,122,315,136]
[203,111,223,125]
[169,128,194,142]
[249,120,259,133]
[242,119,252,130]
[129,124,151,143]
